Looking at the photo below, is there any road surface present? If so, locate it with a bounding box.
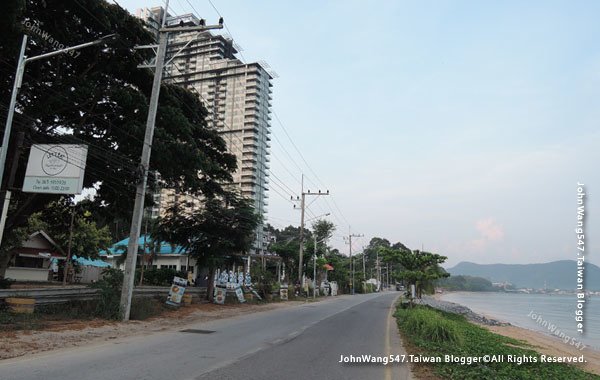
[0,292,412,380]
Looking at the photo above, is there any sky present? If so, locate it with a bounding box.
[118,0,600,267]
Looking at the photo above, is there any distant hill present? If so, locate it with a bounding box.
[446,260,600,290]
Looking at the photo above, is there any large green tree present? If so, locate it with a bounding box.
[311,219,335,253]
[159,192,261,300]
[0,0,236,278]
[268,225,309,283]
[362,237,391,277]
[381,248,449,300]
[0,198,112,280]
[36,198,112,259]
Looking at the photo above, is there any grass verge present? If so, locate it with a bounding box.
[0,297,167,331]
[394,303,598,380]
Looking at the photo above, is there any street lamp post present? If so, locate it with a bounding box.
[0,33,115,247]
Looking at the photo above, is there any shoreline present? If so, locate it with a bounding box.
[486,323,600,376]
[424,292,600,375]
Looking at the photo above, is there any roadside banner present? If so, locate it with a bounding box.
[166,276,188,306]
[214,285,226,304]
[280,287,288,301]
[235,285,245,303]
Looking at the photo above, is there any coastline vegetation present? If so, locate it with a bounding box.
[394,303,598,379]
[436,275,499,292]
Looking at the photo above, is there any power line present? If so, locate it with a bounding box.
[73,0,349,235]
[157,3,348,233]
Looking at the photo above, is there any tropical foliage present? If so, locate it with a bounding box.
[0,0,236,278]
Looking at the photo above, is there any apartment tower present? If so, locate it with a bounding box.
[136,7,272,254]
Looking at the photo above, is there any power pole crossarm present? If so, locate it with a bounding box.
[344,232,363,295]
[119,4,224,321]
[295,174,330,284]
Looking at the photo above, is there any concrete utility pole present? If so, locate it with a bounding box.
[0,34,115,248]
[62,206,76,285]
[345,230,363,295]
[119,3,223,321]
[293,174,329,283]
[361,245,366,293]
[313,235,317,300]
[386,263,390,290]
[376,248,381,291]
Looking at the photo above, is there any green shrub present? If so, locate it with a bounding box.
[90,268,123,319]
[136,268,187,286]
[252,267,275,299]
[395,306,462,344]
[394,304,599,379]
[0,277,14,289]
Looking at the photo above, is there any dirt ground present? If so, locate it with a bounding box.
[484,324,600,376]
[0,301,305,360]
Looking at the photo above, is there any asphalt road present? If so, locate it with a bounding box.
[0,292,412,380]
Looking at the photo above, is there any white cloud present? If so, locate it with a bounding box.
[467,217,504,252]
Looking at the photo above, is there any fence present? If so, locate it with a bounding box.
[0,286,207,305]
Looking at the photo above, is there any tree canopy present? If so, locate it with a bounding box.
[380,247,449,298]
[0,0,238,277]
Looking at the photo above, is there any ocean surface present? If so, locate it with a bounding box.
[438,292,600,350]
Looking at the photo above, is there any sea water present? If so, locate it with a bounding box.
[438,292,600,350]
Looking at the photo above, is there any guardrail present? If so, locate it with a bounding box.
[0,286,207,305]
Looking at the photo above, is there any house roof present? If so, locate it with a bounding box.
[100,235,187,256]
[72,255,112,268]
[30,230,60,248]
[15,230,65,257]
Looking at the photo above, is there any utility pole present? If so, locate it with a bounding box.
[376,248,381,291]
[361,245,366,293]
[0,132,24,245]
[62,206,76,286]
[0,34,115,248]
[386,263,389,290]
[293,174,329,284]
[119,3,223,321]
[344,230,363,295]
[313,234,317,300]
[311,233,329,300]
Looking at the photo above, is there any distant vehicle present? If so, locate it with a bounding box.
[395,283,405,291]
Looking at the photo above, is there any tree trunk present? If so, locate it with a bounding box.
[207,266,215,302]
[139,255,145,286]
[0,251,14,279]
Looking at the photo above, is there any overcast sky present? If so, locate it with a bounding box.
[119,0,600,267]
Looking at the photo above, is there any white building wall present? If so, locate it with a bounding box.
[5,267,49,282]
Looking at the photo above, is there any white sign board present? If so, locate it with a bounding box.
[23,144,88,194]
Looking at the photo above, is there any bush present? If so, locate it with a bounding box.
[252,267,275,299]
[90,268,123,320]
[0,277,14,289]
[136,268,187,286]
[394,304,598,379]
[357,283,376,294]
[395,306,462,344]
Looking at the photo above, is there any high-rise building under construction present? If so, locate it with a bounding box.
[136,7,273,254]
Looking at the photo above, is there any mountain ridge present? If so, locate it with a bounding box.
[445,260,600,290]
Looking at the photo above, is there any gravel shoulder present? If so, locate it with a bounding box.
[0,301,306,360]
